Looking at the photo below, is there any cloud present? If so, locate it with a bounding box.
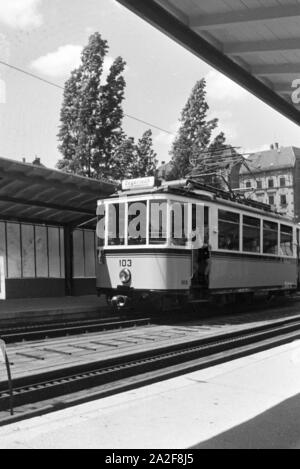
[205,70,248,102]
[244,144,271,155]
[31,45,83,77]
[208,109,238,142]
[31,44,116,79]
[0,0,42,29]
[154,121,180,147]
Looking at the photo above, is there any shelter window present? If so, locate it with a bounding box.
[218,210,240,251]
[280,225,293,257]
[243,216,261,253]
[257,180,262,190]
[108,203,125,246]
[0,221,64,279]
[263,221,278,255]
[149,200,167,244]
[7,223,22,278]
[268,179,274,189]
[73,229,96,278]
[280,177,286,187]
[245,181,251,189]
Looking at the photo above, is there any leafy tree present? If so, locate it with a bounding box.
[135,130,158,177]
[169,79,218,179]
[57,33,126,179]
[111,137,137,180]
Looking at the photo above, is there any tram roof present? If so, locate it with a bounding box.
[117,0,300,127]
[101,178,295,223]
[0,156,116,226]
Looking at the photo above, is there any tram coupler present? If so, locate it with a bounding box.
[111,295,129,310]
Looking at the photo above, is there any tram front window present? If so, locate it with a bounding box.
[108,203,125,246]
[128,202,147,245]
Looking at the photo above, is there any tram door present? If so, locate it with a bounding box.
[0,256,6,300]
[191,205,210,288]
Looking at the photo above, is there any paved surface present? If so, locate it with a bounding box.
[0,341,300,449]
[0,295,106,325]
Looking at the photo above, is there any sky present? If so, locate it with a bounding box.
[0,0,300,169]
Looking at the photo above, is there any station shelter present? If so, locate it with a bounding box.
[0,156,115,300]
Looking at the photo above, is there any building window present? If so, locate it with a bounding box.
[280,177,286,187]
[263,221,278,255]
[280,225,293,257]
[269,195,275,206]
[257,180,262,190]
[218,210,240,251]
[280,195,287,206]
[268,179,274,188]
[245,181,252,188]
[243,216,261,253]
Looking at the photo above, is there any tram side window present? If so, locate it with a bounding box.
[192,205,209,246]
[280,225,293,257]
[171,202,188,246]
[128,201,147,245]
[108,203,125,246]
[149,200,167,244]
[263,221,278,255]
[218,210,240,251]
[243,216,261,253]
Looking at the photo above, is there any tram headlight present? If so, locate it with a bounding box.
[119,269,131,284]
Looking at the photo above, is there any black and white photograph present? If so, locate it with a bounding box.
[1,0,300,451]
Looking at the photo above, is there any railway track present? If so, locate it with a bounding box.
[1,313,300,426]
[0,317,150,343]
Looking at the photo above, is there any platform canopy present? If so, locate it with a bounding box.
[117,0,300,126]
[0,157,116,226]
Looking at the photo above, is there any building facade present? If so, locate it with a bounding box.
[239,146,300,220]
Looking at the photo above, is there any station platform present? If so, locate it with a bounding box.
[0,296,107,327]
[0,341,300,449]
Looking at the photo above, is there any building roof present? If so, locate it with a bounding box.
[240,146,300,175]
[117,0,300,126]
[157,161,174,179]
[0,156,116,226]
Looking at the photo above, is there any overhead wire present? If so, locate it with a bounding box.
[0,59,174,136]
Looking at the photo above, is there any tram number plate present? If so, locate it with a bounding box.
[119,260,132,268]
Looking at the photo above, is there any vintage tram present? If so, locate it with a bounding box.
[96,177,299,311]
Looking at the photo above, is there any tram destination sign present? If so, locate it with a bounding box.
[122,177,155,191]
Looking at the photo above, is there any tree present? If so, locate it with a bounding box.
[57,33,126,180]
[135,130,158,177]
[111,137,137,180]
[169,79,218,179]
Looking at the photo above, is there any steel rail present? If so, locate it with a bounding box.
[0,317,150,343]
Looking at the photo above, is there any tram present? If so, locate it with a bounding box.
[96,177,300,311]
